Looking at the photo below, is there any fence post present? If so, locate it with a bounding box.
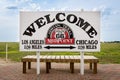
[6,43,8,62]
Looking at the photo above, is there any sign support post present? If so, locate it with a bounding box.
[80,9,84,75]
[80,51,84,75]
[6,43,8,62]
[36,51,40,75]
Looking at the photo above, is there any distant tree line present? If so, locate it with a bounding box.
[102,41,120,43]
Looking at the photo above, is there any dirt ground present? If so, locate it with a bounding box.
[0,58,120,80]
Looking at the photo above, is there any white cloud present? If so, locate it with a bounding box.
[111,10,120,15]
[92,5,116,20]
[92,5,107,12]
[0,0,41,11]
[92,5,120,16]
[29,3,41,11]
[6,6,18,10]
[60,7,69,11]
[15,0,32,3]
[47,8,56,11]
[20,3,41,11]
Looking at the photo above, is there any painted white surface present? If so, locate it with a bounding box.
[36,52,40,75]
[80,52,84,75]
[20,11,100,52]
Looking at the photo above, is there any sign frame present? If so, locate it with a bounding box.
[20,11,100,52]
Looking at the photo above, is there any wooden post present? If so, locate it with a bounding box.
[6,43,8,62]
[48,62,51,69]
[28,62,31,69]
[46,62,49,73]
[23,62,26,73]
[70,62,74,73]
[93,62,97,74]
[90,63,92,70]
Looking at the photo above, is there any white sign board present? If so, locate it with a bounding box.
[20,11,100,52]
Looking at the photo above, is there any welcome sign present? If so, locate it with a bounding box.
[20,11,100,52]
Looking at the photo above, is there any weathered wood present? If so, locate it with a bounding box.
[93,62,97,74]
[23,62,26,73]
[22,55,99,74]
[70,62,74,73]
[48,62,51,69]
[46,62,49,73]
[90,63,92,70]
[22,55,99,63]
[28,62,31,69]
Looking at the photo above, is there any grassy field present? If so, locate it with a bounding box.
[0,42,120,64]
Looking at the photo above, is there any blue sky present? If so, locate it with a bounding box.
[0,0,120,42]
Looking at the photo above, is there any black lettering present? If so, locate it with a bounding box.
[67,14,77,23]
[86,27,97,38]
[44,14,55,24]
[24,45,31,49]
[23,13,98,38]
[94,40,98,44]
[23,23,36,36]
[76,18,97,38]
[76,40,79,45]
[76,18,90,31]
[56,13,65,22]
[78,46,85,49]
[35,17,46,28]
[22,40,28,44]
